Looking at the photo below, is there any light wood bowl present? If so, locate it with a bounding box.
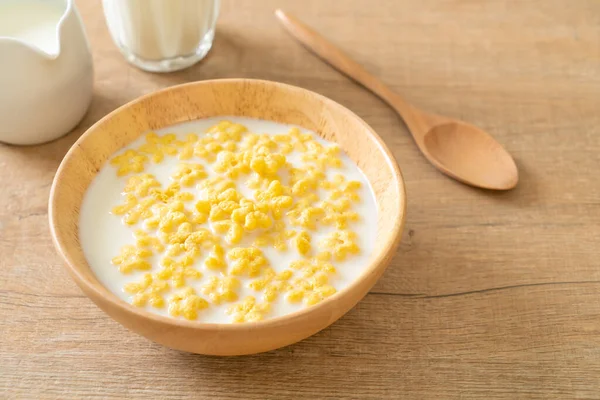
[49,79,406,356]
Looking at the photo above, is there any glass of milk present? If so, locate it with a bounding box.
[103,0,219,73]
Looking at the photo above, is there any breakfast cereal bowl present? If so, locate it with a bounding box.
[49,79,406,355]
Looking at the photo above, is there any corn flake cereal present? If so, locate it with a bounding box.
[99,119,372,322]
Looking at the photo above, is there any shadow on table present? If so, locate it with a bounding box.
[161,249,414,395]
[164,306,395,394]
[460,157,539,207]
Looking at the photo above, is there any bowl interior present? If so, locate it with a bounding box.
[50,79,405,326]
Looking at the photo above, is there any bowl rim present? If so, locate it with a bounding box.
[49,78,406,331]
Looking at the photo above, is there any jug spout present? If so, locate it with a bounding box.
[0,0,76,59]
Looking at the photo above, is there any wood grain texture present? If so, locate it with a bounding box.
[1,0,600,397]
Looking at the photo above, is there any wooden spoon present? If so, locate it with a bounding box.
[275,9,518,190]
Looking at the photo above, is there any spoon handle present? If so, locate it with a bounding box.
[275,9,425,137]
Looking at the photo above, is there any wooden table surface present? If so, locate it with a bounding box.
[2,0,599,398]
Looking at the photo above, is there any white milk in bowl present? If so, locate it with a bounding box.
[80,117,379,324]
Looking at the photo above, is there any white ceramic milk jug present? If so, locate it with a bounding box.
[0,0,93,145]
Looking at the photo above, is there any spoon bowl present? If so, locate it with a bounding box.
[423,121,518,190]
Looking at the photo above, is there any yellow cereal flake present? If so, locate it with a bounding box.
[147,182,180,204]
[231,199,272,231]
[321,199,360,229]
[192,200,211,224]
[240,133,280,153]
[162,221,192,244]
[213,151,251,179]
[168,287,209,320]
[293,231,312,256]
[249,268,293,302]
[156,257,202,288]
[273,134,292,143]
[110,149,148,176]
[171,163,207,186]
[124,273,170,308]
[288,127,313,152]
[280,143,293,155]
[273,227,295,251]
[320,230,360,261]
[206,120,247,139]
[289,168,324,197]
[252,221,292,251]
[322,197,351,213]
[212,220,244,245]
[165,244,185,257]
[123,174,161,197]
[162,224,214,260]
[111,193,137,216]
[321,174,362,203]
[248,146,287,176]
[315,251,332,261]
[255,180,293,219]
[291,178,317,197]
[227,247,268,277]
[183,229,215,255]
[138,132,180,163]
[204,244,226,270]
[207,188,242,221]
[213,188,240,205]
[288,206,324,230]
[287,272,336,305]
[290,257,337,278]
[302,142,343,169]
[123,200,148,225]
[201,276,240,304]
[193,141,221,162]
[245,173,272,191]
[227,296,271,322]
[158,210,188,233]
[134,230,165,252]
[111,245,152,273]
[113,195,156,226]
[177,133,198,160]
[322,211,359,230]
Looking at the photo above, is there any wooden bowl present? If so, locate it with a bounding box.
[49,79,406,355]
